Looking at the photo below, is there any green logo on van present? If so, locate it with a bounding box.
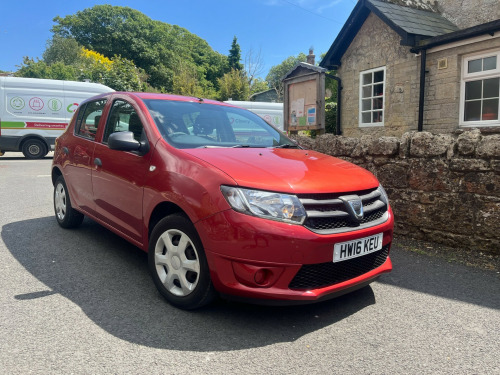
[10,97,25,110]
[67,103,79,113]
[48,98,62,111]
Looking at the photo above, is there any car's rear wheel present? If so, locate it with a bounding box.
[54,176,84,228]
[148,214,216,310]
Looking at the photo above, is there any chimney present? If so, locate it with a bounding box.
[307,48,315,65]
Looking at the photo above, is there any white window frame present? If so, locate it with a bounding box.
[460,50,500,127]
[359,66,386,127]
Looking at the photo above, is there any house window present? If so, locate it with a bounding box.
[359,67,385,127]
[461,51,500,126]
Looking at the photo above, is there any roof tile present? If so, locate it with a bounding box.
[368,0,459,37]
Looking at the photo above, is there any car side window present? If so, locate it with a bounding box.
[75,99,107,140]
[103,100,144,143]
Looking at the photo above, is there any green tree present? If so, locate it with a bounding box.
[103,56,145,91]
[43,35,81,65]
[52,5,227,92]
[172,64,206,98]
[78,48,145,91]
[218,69,249,101]
[228,36,243,71]
[16,57,77,80]
[266,52,307,100]
[324,73,339,134]
[16,46,145,91]
[249,77,270,96]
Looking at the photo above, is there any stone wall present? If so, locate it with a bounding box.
[293,130,500,254]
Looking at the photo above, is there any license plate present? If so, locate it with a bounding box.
[333,233,383,262]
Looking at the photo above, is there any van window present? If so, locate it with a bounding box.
[75,99,107,140]
[227,112,275,146]
[103,100,144,143]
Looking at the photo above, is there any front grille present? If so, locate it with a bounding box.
[289,244,390,290]
[299,187,388,234]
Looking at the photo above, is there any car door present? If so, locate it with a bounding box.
[63,98,107,216]
[91,98,151,244]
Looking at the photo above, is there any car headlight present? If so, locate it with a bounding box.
[377,184,389,205]
[221,186,306,224]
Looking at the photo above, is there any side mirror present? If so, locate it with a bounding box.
[108,131,142,152]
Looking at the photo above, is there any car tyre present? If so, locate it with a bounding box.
[22,138,48,159]
[54,176,84,228]
[149,214,216,310]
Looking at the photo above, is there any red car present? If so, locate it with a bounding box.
[51,92,394,309]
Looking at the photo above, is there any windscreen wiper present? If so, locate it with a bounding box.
[272,144,300,149]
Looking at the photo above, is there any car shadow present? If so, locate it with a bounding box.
[2,216,375,351]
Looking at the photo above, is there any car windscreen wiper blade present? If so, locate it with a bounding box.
[272,144,300,149]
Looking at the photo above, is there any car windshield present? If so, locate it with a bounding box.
[143,99,296,149]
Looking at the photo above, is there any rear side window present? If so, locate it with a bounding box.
[75,99,107,140]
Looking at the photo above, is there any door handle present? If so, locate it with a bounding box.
[94,158,102,167]
[63,147,69,155]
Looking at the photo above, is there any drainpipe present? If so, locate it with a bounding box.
[417,49,427,132]
[326,73,343,135]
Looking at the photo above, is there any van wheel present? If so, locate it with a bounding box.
[54,176,84,228]
[148,214,216,310]
[22,139,48,159]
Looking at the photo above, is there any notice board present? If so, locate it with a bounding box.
[283,69,325,133]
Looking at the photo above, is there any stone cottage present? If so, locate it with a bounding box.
[320,0,500,137]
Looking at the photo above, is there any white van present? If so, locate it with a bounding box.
[0,77,113,158]
[224,100,284,131]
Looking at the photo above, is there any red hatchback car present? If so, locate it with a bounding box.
[51,92,394,309]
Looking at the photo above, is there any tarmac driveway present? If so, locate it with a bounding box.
[0,154,498,374]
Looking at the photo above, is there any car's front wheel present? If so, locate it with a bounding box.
[148,214,216,309]
[54,176,84,228]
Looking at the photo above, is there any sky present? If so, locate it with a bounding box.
[0,0,357,78]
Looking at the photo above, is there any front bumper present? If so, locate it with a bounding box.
[195,208,394,303]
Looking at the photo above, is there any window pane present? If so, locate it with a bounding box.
[483,56,497,71]
[373,84,384,96]
[465,80,482,100]
[373,97,383,110]
[362,112,371,124]
[482,99,499,120]
[362,86,371,98]
[74,104,86,135]
[464,101,481,121]
[362,99,371,111]
[483,78,499,99]
[362,73,372,85]
[78,99,107,140]
[373,70,384,83]
[468,58,482,73]
[373,111,383,123]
